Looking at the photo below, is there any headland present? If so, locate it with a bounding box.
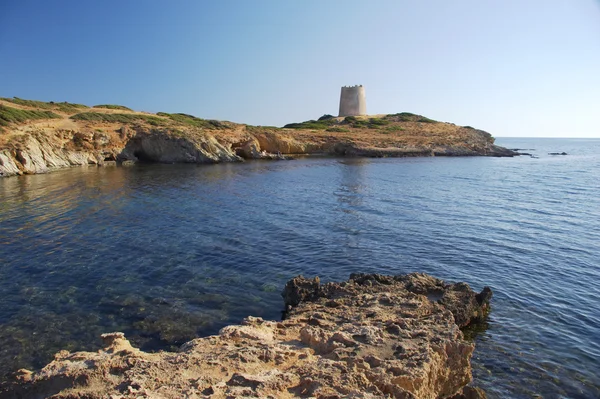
[0,97,516,177]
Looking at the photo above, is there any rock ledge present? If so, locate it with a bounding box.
[2,273,491,399]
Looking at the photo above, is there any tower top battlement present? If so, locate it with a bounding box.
[339,85,366,117]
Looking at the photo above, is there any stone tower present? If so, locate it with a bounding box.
[339,85,366,117]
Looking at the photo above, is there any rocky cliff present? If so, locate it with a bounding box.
[0,98,516,177]
[2,273,491,399]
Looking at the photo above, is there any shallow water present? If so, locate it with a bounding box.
[0,138,599,398]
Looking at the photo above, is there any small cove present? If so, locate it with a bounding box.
[0,138,599,398]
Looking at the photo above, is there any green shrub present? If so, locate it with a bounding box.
[70,112,164,125]
[380,125,405,133]
[318,114,335,121]
[93,104,132,111]
[341,116,389,129]
[0,104,61,127]
[1,97,53,109]
[385,112,437,123]
[386,112,417,122]
[366,118,389,127]
[52,102,89,113]
[283,118,337,130]
[156,112,227,129]
[284,120,325,129]
[1,97,88,113]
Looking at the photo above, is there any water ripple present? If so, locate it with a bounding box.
[0,139,599,397]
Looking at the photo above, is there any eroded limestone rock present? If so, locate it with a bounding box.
[1,274,491,398]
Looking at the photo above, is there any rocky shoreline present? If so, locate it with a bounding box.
[0,98,517,177]
[2,273,492,399]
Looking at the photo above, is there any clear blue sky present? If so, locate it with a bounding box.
[1,0,599,137]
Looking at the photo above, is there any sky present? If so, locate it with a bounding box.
[1,0,599,137]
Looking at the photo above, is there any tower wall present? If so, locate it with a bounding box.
[338,85,366,117]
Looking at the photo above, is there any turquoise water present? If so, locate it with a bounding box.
[0,138,598,398]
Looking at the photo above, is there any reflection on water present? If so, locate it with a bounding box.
[334,159,369,252]
[1,139,600,398]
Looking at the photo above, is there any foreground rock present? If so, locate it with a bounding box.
[1,273,491,399]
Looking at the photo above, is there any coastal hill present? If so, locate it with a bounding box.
[0,97,515,177]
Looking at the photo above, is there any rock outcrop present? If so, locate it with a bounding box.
[2,273,491,399]
[0,130,114,176]
[0,127,244,177]
[117,129,241,164]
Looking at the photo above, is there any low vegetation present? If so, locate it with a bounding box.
[1,97,88,114]
[0,104,61,129]
[284,120,333,130]
[318,114,335,121]
[284,115,338,130]
[156,112,229,130]
[93,104,133,111]
[285,114,411,131]
[379,125,405,134]
[385,112,437,123]
[342,116,390,129]
[70,112,164,126]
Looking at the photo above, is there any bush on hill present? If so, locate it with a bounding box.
[385,112,437,123]
[318,114,335,121]
[341,116,390,129]
[286,116,392,130]
[93,104,133,111]
[0,104,61,128]
[156,112,228,130]
[379,125,405,133]
[1,97,88,114]
[284,117,338,130]
[70,112,164,126]
[52,102,89,113]
[1,97,53,109]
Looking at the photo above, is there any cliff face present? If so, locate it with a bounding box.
[117,129,241,164]
[3,273,490,399]
[0,125,244,177]
[0,98,516,177]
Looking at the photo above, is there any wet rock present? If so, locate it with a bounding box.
[281,275,321,308]
[449,385,488,398]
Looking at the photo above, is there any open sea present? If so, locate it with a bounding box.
[0,137,598,398]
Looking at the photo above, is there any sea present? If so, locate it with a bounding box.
[0,137,598,398]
